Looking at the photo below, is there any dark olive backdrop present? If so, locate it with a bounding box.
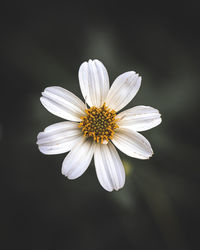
[1,1,200,250]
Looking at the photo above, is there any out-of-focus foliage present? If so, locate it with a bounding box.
[1,1,199,250]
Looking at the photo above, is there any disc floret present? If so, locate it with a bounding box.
[79,103,118,143]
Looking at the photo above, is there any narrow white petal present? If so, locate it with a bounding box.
[61,138,94,179]
[117,105,162,132]
[41,86,86,121]
[78,59,109,107]
[112,128,153,159]
[37,121,82,155]
[105,71,141,112]
[94,142,125,192]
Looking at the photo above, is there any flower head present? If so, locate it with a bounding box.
[37,59,162,191]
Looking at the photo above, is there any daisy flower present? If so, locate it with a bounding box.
[37,59,162,192]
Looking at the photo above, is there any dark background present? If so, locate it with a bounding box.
[1,1,200,250]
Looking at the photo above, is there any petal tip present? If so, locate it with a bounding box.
[114,183,125,191]
[103,186,114,192]
[40,96,45,104]
[148,149,154,159]
[61,166,67,177]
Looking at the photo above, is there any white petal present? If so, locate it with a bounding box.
[37,121,82,155]
[94,142,125,192]
[41,86,86,121]
[112,128,153,159]
[61,138,94,179]
[78,59,109,107]
[117,105,162,132]
[105,71,141,112]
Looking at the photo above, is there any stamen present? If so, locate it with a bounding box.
[78,103,118,144]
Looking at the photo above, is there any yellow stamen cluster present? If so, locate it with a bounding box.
[79,103,119,143]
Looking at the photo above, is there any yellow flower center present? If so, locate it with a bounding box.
[79,103,119,143]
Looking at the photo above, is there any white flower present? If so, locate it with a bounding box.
[37,59,162,192]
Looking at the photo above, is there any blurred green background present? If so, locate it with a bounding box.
[1,1,200,250]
